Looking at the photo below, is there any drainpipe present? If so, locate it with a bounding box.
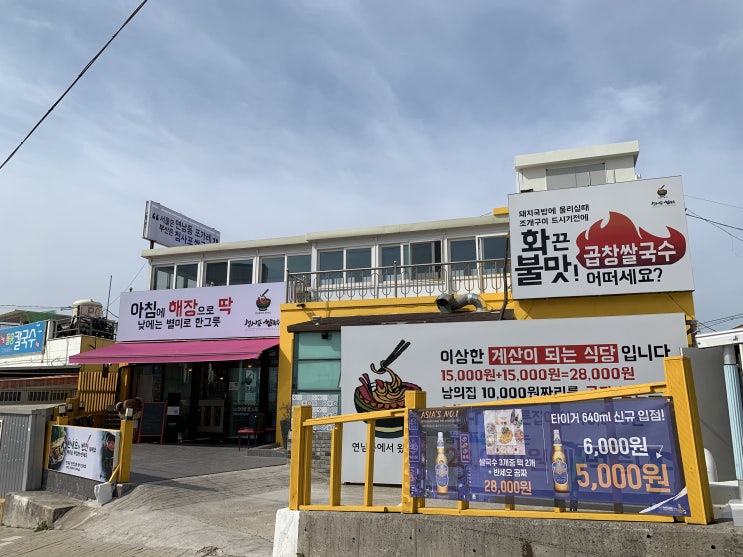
[723,344,743,496]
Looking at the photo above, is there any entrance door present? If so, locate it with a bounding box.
[197,363,227,435]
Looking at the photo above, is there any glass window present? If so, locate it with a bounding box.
[408,241,441,279]
[450,239,476,274]
[318,250,343,285]
[229,259,253,285]
[175,264,198,288]
[346,247,371,282]
[261,256,285,283]
[381,245,402,281]
[205,262,228,286]
[287,254,311,273]
[481,236,509,273]
[152,266,174,290]
[294,332,341,390]
[546,163,606,189]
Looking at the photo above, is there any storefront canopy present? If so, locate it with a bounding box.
[68,338,278,365]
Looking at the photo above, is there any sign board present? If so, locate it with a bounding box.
[138,402,167,443]
[47,424,120,482]
[117,283,284,341]
[340,313,688,483]
[508,177,694,299]
[409,397,689,516]
[143,200,220,247]
[0,322,45,357]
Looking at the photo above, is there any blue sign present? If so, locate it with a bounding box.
[409,398,689,517]
[0,322,46,356]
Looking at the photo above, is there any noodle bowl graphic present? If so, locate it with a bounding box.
[354,339,421,438]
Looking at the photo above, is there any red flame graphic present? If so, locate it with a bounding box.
[575,212,686,269]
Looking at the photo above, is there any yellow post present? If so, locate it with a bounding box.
[402,390,426,513]
[329,423,343,506]
[289,405,313,510]
[663,356,714,524]
[118,413,134,483]
[364,419,376,507]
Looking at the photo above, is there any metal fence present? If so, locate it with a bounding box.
[287,259,510,303]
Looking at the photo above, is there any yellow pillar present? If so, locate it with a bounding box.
[118,412,135,483]
[402,390,427,513]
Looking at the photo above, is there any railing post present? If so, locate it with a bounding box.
[289,405,313,510]
[402,390,427,513]
[393,261,398,297]
[663,356,713,524]
[329,423,343,506]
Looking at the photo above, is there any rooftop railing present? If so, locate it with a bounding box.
[287,259,510,303]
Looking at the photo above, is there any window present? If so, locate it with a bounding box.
[546,163,606,189]
[318,250,343,284]
[450,238,477,275]
[152,266,174,290]
[175,264,198,288]
[287,254,311,274]
[230,259,253,285]
[481,236,509,273]
[407,240,441,279]
[261,256,285,283]
[205,262,228,286]
[294,331,341,390]
[346,247,371,282]
[381,245,402,281]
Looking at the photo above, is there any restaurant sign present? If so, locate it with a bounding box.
[47,424,120,482]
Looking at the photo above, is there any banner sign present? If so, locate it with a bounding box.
[508,177,694,299]
[340,314,687,484]
[0,322,46,357]
[409,397,689,517]
[117,282,284,341]
[142,200,220,247]
[47,424,120,482]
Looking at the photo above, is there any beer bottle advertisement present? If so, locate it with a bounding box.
[409,397,689,516]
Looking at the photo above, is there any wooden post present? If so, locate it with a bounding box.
[329,423,343,506]
[118,410,135,483]
[289,405,313,510]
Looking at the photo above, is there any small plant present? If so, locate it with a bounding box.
[34,520,50,531]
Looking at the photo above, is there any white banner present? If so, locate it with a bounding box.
[508,177,694,299]
[142,200,220,247]
[117,283,284,341]
[47,425,120,482]
[339,313,688,483]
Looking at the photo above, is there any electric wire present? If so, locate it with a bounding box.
[0,0,149,172]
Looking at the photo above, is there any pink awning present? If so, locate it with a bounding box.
[68,338,278,364]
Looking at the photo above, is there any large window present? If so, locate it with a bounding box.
[294,331,341,390]
[261,256,285,283]
[230,259,253,285]
[380,245,403,281]
[546,163,606,189]
[175,264,198,288]
[407,240,441,279]
[152,266,174,290]
[346,248,371,282]
[287,254,311,274]
[450,238,477,274]
[205,262,228,286]
[318,250,344,285]
[481,236,509,273]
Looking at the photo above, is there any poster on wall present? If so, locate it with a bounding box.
[117,282,285,341]
[47,425,120,482]
[0,322,46,357]
[508,176,694,299]
[408,397,689,517]
[340,313,688,483]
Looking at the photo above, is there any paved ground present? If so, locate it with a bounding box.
[0,441,400,557]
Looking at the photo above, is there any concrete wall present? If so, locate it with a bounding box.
[295,511,743,557]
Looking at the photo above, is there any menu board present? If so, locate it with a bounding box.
[408,397,689,517]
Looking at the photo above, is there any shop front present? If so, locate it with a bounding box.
[70,283,283,443]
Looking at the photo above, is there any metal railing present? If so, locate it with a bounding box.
[50,315,117,340]
[287,259,510,303]
[288,356,713,524]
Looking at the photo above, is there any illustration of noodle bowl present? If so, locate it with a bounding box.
[354,339,420,438]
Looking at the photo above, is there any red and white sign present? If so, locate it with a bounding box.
[508,177,694,299]
[339,313,688,483]
[117,283,284,341]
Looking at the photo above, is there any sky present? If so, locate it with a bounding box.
[1,1,742,332]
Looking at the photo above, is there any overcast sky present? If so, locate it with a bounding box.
[1,1,741,331]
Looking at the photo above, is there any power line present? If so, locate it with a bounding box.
[686,195,743,212]
[0,0,149,172]
[685,209,743,243]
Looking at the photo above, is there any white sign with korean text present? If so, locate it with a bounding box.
[339,313,688,483]
[508,177,694,299]
[142,200,220,247]
[117,283,284,341]
[47,425,120,482]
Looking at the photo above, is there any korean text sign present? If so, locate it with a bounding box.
[47,425,120,482]
[339,314,688,484]
[507,177,693,299]
[409,398,689,517]
[117,283,284,341]
[0,322,45,357]
[142,200,220,247]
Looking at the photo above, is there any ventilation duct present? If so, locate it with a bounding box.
[436,293,487,313]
